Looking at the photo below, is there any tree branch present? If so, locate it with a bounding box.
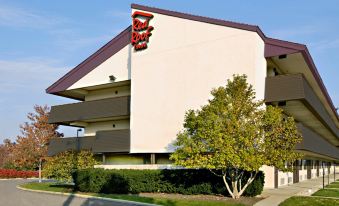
[209,169,223,177]
[239,171,258,196]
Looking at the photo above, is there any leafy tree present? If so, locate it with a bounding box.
[12,105,62,170]
[170,75,302,199]
[43,150,98,182]
[0,139,15,169]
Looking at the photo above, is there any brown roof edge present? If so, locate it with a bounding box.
[131,3,266,41]
[46,25,132,94]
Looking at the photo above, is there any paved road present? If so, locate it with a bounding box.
[0,180,149,206]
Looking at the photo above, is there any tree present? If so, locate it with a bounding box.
[170,75,302,199]
[0,139,15,168]
[43,150,98,182]
[11,105,62,171]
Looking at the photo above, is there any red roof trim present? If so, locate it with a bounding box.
[265,44,299,57]
[46,26,132,94]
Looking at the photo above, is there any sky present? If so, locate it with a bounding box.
[0,0,338,142]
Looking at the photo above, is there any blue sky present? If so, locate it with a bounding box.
[1,0,338,142]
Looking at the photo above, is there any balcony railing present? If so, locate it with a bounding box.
[48,96,130,124]
[47,129,130,156]
[265,74,338,139]
[296,123,339,160]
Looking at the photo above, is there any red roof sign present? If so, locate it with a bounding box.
[131,11,154,51]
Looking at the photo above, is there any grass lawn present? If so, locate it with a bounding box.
[312,189,339,198]
[325,184,339,189]
[279,181,339,206]
[279,196,339,206]
[20,182,249,206]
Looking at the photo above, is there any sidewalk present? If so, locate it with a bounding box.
[254,173,338,206]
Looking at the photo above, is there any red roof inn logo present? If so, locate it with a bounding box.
[131,11,154,51]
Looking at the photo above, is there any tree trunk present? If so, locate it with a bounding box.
[222,175,235,199]
[223,171,258,199]
[232,180,240,199]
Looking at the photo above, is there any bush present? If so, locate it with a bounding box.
[0,169,38,178]
[73,169,264,197]
[243,172,265,197]
[43,150,97,182]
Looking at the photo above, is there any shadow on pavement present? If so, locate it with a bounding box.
[63,194,76,206]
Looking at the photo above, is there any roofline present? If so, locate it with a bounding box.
[46,3,338,121]
[46,26,132,94]
[131,3,267,41]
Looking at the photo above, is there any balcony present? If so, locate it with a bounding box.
[48,96,130,124]
[47,129,130,156]
[265,74,339,146]
[296,123,339,160]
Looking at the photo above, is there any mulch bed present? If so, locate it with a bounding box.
[140,193,263,205]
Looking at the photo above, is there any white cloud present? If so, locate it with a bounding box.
[268,25,319,40]
[0,4,67,29]
[54,34,113,52]
[107,10,131,18]
[310,38,339,51]
[0,58,69,93]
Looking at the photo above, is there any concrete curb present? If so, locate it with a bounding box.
[17,185,159,206]
[0,178,39,181]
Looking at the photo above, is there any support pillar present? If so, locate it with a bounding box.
[274,167,278,188]
[150,153,156,164]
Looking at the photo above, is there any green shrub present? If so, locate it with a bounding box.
[73,169,264,197]
[243,171,265,196]
[43,150,97,182]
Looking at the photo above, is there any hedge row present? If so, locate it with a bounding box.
[73,169,264,197]
[0,169,38,178]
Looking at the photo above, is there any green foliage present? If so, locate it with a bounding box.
[242,173,264,197]
[262,106,303,172]
[73,168,264,197]
[170,74,302,198]
[43,150,97,182]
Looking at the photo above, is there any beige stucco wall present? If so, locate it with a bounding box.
[278,171,293,186]
[69,45,131,90]
[85,85,131,101]
[130,8,267,153]
[85,119,130,136]
[260,165,275,188]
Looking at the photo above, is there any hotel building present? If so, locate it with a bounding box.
[47,4,339,188]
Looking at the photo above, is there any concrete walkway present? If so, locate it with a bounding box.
[254,173,338,206]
